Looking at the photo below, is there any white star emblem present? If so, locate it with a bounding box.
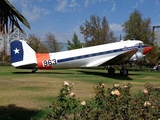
[13,48,20,54]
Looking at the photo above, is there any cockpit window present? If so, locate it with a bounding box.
[135,43,144,47]
[139,43,142,48]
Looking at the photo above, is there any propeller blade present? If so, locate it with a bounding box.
[143,56,149,63]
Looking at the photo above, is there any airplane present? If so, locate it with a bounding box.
[10,39,152,76]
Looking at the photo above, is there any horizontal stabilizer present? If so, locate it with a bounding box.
[15,63,37,69]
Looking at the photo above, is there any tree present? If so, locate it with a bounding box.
[123,10,153,44]
[0,0,30,34]
[44,32,63,52]
[80,15,117,47]
[123,9,160,64]
[27,34,48,53]
[67,33,82,50]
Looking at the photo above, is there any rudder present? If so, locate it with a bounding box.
[10,40,36,64]
[10,40,24,63]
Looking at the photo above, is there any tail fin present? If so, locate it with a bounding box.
[10,40,37,68]
[10,40,24,63]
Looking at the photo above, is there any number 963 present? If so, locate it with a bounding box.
[42,59,57,66]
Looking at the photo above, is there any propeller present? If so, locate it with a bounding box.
[143,55,149,63]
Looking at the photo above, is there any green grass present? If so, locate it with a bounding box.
[0,66,160,119]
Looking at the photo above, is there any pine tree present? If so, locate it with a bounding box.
[67,33,82,50]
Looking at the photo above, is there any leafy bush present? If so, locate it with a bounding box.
[45,81,79,119]
[45,82,160,120]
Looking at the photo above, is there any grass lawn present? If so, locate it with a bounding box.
[0,66,160,119]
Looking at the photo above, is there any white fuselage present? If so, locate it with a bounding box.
[11,39,146,69]
[41,40,142,69]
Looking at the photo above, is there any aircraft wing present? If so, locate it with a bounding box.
[85,49,137,67]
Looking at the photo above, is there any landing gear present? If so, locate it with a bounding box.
[104,66,128,76]
[32,69,38,73]
[120,67,128,76]
[108,67,115,75]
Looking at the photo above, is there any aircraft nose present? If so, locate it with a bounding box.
[143,46,152,54]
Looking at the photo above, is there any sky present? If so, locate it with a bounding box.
[8,0,160,43]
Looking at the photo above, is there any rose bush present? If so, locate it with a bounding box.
[45,82,160,120]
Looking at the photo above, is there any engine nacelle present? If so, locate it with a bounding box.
[129,51,144,62]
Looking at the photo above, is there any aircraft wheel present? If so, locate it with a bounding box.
[108,67,115,75]
[32,69,37,73]
[120,68,128,76]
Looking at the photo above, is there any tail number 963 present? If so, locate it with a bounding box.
[42,59,57,67]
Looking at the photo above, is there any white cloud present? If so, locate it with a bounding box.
[109,23,122,31]
[55,0,79,12]
[83,0,108,7]
[9,0,51,22]
[84,0,89,7]
[111,3,116,12]
[69,0,78,8]
[20,1,50,22]
[56,0,68,12]
[55,0,113,12]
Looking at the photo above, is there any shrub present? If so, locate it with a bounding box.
[45,81,79,120]
[45,82,160,120]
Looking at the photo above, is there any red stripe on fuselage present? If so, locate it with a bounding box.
[36,53,52,69]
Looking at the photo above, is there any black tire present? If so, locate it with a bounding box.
[108,67,115,75]
[32,70,36,73]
